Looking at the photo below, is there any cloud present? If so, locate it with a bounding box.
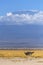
[6,12,13,16]
[0,10,43,25]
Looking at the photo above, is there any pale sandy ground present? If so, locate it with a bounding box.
[0,58,43,65]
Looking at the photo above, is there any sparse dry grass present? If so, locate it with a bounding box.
[0,49,43,58]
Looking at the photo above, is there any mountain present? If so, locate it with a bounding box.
[0,10,43,48]
[12,10,38,15]
[0,24,43,48]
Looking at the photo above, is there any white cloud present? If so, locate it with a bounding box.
[6,12,13,16]
[0,10,43,25]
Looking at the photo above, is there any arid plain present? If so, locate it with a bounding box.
[0,49,43,65]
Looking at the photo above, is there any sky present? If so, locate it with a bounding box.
[0,0,43,48]
[0,0,43,15]
[0,0,43,25]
